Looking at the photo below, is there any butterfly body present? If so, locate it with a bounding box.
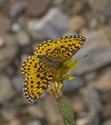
[38,55,63,69]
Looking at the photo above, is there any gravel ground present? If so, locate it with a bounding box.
[0,0,111,125]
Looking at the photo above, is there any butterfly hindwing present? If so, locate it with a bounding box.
[23,71,54,103]
[21,55,54,103]
[21,55,48,77]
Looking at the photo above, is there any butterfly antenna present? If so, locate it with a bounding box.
[77,54,87,61]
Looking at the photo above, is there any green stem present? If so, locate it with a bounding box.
[48,82,75,125]
[56,95,75,125]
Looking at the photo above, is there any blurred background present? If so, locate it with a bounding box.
[0,0,111,125]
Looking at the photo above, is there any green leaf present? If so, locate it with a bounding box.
[58,81,63,89]
[66,76,75,80]
[67,60,78,72]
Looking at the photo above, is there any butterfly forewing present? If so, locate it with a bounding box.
[57,35,86,61]
[34,35,86,61]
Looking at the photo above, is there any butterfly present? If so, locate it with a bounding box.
[21,35,86,103]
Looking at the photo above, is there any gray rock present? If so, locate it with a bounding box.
[61,0,87,15]
[72,97,85,113]
[1,106,17,121]
[0,34,18,69]
[0,74,14,103]
[84,72,97,82]
[53,0,64,6]
[100,4,111,18]
[43,95,62,124]
[11,22,23,32]
[27,120,41,125]
[26,0,51,17]
[4,64,16,77]
[89,17,99,30]
[12,75,23,93]
[102,104,111,119]
[0,14,11,34]
[25,105,44,119]
[76,110,100,125]
[103,120,111,125]
[27,8,68,39]
[0,0,8,5]
[16,31,31,46]
[9,2,25,18]
[73,28,111,75]
[89,0,111,18]
[63,78,84,92]
[69,15,86,31]
[93,68,111,92]
[81,86,102,113]
[8,119,21,125]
